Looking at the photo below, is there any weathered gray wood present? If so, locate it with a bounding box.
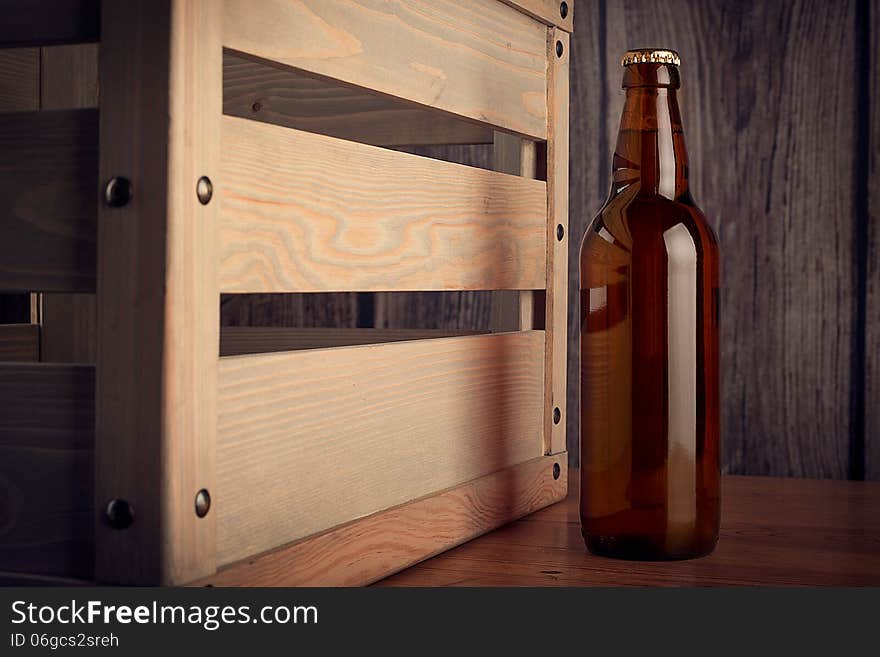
[602,0,857,478]
[867,0,879,481]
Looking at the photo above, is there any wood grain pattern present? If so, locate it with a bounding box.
[0,48,39,111]
[565,1,604,465]
[599,0,857,478]
[199,455,567,586]
[40,295,96,363]
[220,293,358,328]
[223,51,494,147]
[39,44,100,363]
[40,43,98,109]
[379,469,880,586]
[95,0,221,585]
[500,0,575,32]
[867,0,879,480]
[216,331,546,565]
[220,326,483,355]
[0,0,99,47]
[373,291,495,330]
[0,109,97,292]
[220,115,548,293]
[544,28,569,455]
[0,323,40,361]
[223,0,548,139]
[0,363,94,578]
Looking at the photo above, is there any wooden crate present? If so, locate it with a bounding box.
[0,0,571,586]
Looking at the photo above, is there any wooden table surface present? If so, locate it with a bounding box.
[377,472,880,586]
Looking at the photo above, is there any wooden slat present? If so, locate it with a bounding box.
[0,109,97,292]
[544,29,569,455]
[0,0,100,47]
[223,52,494,147]
[223,0,548,139]
[0,323,40,361]
[200,454,566,586]
[0,48,39,111]
[220,326,484,356]
[216,331,546,565]
[220,115,548,293]
[96,0,221,585]
[501,0,575,32]
[0,363,94,578]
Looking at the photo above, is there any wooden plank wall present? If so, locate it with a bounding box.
[565,0,870,480]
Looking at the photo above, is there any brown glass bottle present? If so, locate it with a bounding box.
[579,50,720,560]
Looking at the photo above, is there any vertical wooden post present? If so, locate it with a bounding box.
[95,0,220,584]
[544,28,569,455]
[490,131,537,332]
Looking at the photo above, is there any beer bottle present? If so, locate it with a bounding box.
[579,49,720,560]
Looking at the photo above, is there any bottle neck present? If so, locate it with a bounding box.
[611,63,690,201]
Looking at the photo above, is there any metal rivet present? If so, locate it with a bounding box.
[105,499,134,529]
[196,176,213,205]
[553,407,561,424]
[556,224,565,241]
[556,40,564,58]
[104,177,132,208]
[560,2,568,19]
[195,489,211,518]
[553,463,561,480]
[251,101,262,112]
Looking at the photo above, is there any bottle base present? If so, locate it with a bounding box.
[583,531,718,561]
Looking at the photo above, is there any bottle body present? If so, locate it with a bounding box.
[579,54,720,560]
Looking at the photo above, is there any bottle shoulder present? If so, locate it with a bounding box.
[582,191,718,255]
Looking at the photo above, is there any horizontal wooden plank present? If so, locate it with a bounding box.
[0,363,94,578]
[220,326,485,356]
[0,0,100,47]
[223,0,548,139]
[0,109,97,292]
[200,454,566,586]
[501,0,575,32]
[220,116,548,293]
[223,52,495,147]
[216,331,546,564]
[0,323,39,361]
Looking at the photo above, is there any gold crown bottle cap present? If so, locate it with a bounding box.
[621,49,681,67]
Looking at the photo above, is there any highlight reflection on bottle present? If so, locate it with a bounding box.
[579,49,720,560]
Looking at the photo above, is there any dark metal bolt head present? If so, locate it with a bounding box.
[251,101,262,112]
[195,489,211,518]
[553,406,561,424]
[560,2,569,19]
[556,40,564,58]
[105,499,134,529]
[104,177,132,208]
[196,176,213,205]
[553,463,561,480]
[556,224,565,241]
